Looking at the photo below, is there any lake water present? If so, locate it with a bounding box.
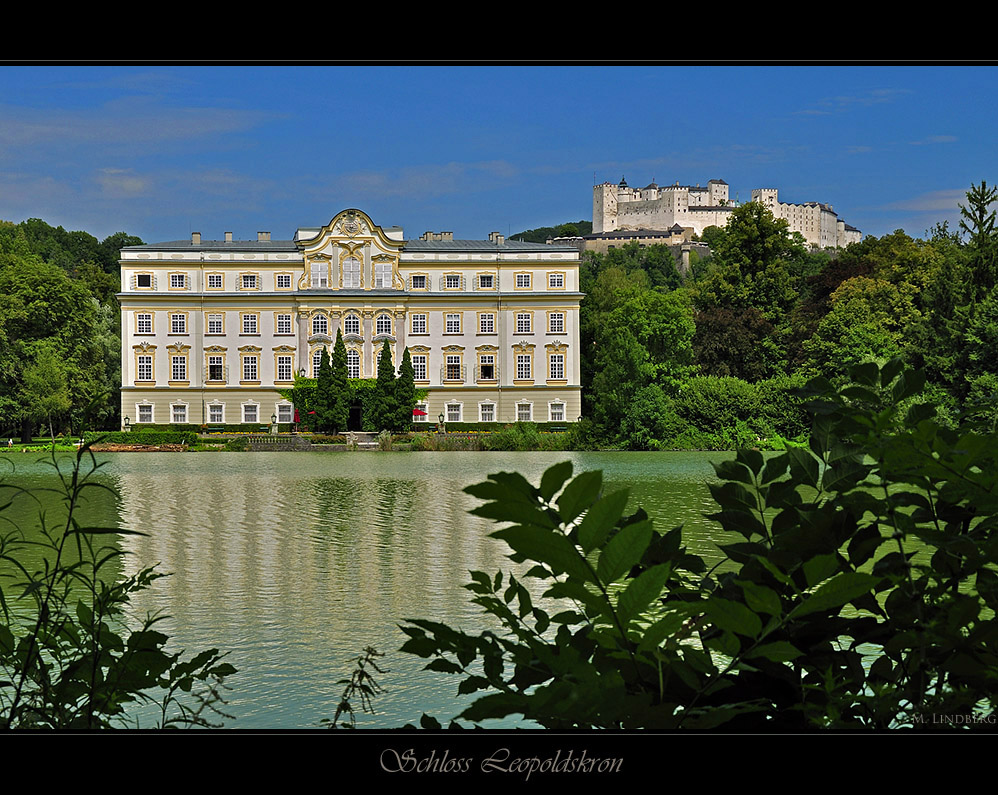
[0,449,728,729]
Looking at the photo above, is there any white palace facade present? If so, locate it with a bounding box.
[118,209,582,428]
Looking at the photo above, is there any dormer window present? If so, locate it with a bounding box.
[311,262,327,288]
[374,259,392,288]
[343,256,361,288]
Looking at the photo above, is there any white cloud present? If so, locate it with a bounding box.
[795,88,913,116]
[0,98,273,159]
[332,160,520,199]
[908,135,958,146]
[887,188,967,212]
[96,168,149,197]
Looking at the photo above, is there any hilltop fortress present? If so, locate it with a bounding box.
[593,178,861,249]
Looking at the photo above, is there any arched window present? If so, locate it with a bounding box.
[346,350,360,379]
[312,348,323,378]
[375,314,392,336]
[312,314,328,336]
[344,314,360,336]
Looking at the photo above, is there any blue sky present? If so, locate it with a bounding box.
[0,65,994,245]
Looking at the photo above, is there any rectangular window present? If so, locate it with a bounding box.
[343,257,361,288]
[375,260,392,288]
[138,405,153,423]
[445,274,461,290]
[478,274,494,289]
[549,312,565,334]
[170,273,186,289]
[445,355,462,381]
[244,405,258,424]
[447,403,461,423]
[311,262,328,288]
[550,403,565,423]
[517,403,532,422]
[208,356,224,382]
[550,353,565,380]
[346,350,360,379]
[242,314,258,334]
[278,404,293,423]
[136,313,152,334]
[411,274,426,290]
[170,314,187,334]
[445,313,461,334]
[209,404,223,423]
[277,314,293,334]
[137,355,152,381]
[243,356,258,382]
[277,355,293,382]
[480,403,495,422]
[136,273,152,288]
[411,314,427,334]
[241,274,257,289]
[207,273,223,289]
[172,404,187,423]
[412,355,427,381]
[479,354,495,381]
[516,354,531,381]
[516,313,532,334]
[207,314,223,334]
[413,403,428,422]
[276,273,292,289]
[515,273,531,289]
[171,356,187,381]
[549,272,565,289]
[479,313,495,334]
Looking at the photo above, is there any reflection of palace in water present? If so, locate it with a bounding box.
[118,208,582,429]
[114,457,515,636]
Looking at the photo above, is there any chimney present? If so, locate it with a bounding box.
[489,232,505,245]
[257,231,270,242]
[420,231,454,242]
[224,232,233,243]
[191,232,201,245]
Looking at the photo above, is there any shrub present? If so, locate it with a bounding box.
[0,446,236,728]
[400,360,998,729]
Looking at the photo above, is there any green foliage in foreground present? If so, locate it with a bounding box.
[0,445,236,728]
[401,360,998,729]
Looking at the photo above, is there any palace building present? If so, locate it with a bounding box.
[118,209,582,428]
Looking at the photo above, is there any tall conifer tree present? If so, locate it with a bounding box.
[330,329,349,433]
[395,347,416,432]
[315,347,333,432]
[369,340,397,431]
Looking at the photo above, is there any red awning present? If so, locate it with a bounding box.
[412,408,428,416]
